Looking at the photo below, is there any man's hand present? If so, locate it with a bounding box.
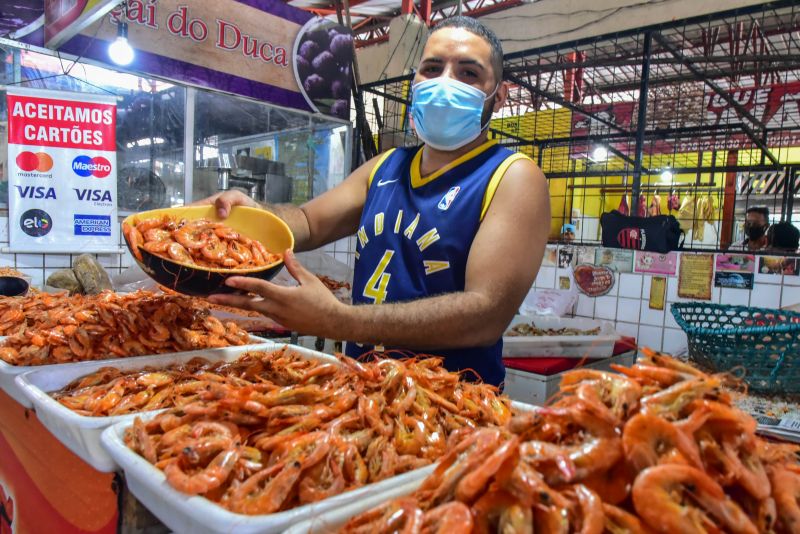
[207,249,344,336]
[192,189,258,219]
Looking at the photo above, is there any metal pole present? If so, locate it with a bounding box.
[631,31,652,214]
[183,87,195,203]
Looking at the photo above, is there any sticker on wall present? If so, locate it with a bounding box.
[574,263,615,297]
[649,276,667,310]
[759,256,799,276]
[595,248,634,272]
[714,271,754,290]
[559,276,571,290]
[715,253,755,273]
[558,247,575,269]
[575,246,595,265]
[678,253,714,300]
[542,245,557,267]
[634,251,678,276]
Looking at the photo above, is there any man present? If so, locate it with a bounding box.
[202,17,550,386]
[766,222,799,254]
[743,206,769,251]
[561,223,576,243]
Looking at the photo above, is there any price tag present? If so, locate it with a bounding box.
[778,417,800,431]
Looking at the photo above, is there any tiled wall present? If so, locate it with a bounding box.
[533,245,800,354]
[0,214,136,288]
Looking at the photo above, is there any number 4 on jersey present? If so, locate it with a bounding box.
[362,250,394,304]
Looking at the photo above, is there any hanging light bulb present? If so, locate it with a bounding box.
[590,145,608,162]
[108,20,134,66]
[660,168,673,182]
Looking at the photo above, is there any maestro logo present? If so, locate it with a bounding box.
[72,155,111,178]
[20,208,52,237]
[15,151,53,172]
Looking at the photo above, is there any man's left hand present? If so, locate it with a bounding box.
[208,249,345,336]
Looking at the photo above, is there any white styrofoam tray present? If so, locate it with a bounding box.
[0,335,270,408]
[101,419,436,534]
[502,315,620,358]
[14,341,332,472]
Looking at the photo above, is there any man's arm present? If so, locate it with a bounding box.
[199,152,386,252]
[213,157,550,349]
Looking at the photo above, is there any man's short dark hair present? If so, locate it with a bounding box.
[746,206,769,220]
[768,222,800,251]
[430,16,504,83]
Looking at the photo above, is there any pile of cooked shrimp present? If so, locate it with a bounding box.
[123,215,280,269]
[0,290,251,366]
[124,350,511,515]
[340,349,800,534]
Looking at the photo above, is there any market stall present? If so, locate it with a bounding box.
[0,0,799,532]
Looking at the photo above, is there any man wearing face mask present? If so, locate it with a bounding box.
[200,17,550,386]
[743,207,769,251]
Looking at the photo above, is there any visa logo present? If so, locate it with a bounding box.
[73,188,113,202]
[15,185,56,199]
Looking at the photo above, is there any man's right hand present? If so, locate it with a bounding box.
[192,189,259,219]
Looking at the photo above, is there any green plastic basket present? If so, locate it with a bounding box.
[671,302,800,394]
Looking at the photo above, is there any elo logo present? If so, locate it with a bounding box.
[15,151,53,172]
[72,155,111,178]
[20,208,52,237]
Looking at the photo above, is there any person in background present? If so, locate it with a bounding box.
[199,16,551,386]
[743,206,769,251]
[766,222,800,254]
[560,223,576,243]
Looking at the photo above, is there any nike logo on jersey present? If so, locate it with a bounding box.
[377,178,398,187]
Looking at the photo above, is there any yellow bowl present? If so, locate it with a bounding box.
[122,205,294,297]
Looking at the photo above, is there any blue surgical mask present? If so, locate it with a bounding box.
[411,77,497,151]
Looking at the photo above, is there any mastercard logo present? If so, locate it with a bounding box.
[15,151,53,173]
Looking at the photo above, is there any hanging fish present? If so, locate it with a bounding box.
[637,194,648,217]
[618,195,629,216]
[649,193,662,217]
[668,192,680,211]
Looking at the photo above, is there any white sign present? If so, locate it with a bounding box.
[6,87,118,253]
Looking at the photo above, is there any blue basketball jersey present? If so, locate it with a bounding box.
[345,139,529,386]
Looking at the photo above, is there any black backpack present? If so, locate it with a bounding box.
[600,210,685,253]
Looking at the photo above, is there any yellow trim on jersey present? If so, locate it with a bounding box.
[367,148,397,189]
[410,139,498,189]
[480,153,532,221]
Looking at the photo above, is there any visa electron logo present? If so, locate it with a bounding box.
[16,151,53,172]
[15,185,56,200]
[72,155,111,178]
[20,208,52,237]
[73,188,113,203]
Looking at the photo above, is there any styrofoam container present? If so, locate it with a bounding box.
[503,350,636,405]
[14,341,334,472]
[0,335,270,408]
[101,419,436,534]
[503,315,620,358]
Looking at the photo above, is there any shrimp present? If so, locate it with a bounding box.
[227,240,253,264]
[567,484,605,534]
[340,497,423,534]
[769,467,800,533]
[622,413,703,471]
[167,242,194,264]
[560,369,642,421]
[201,238,227,263]
[174,223,210,250]
[632,464,758,534]
[227,460,304,514]
[163,444,239,495]
[639,376,722,420]
[123,222,144,261]
[610,363,690,387]
[471,489,532,534]
[454,435,519,503]
[602,503,651,534]
[421,501,474,534]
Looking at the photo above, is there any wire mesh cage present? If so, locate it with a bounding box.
[358,1,800,251]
